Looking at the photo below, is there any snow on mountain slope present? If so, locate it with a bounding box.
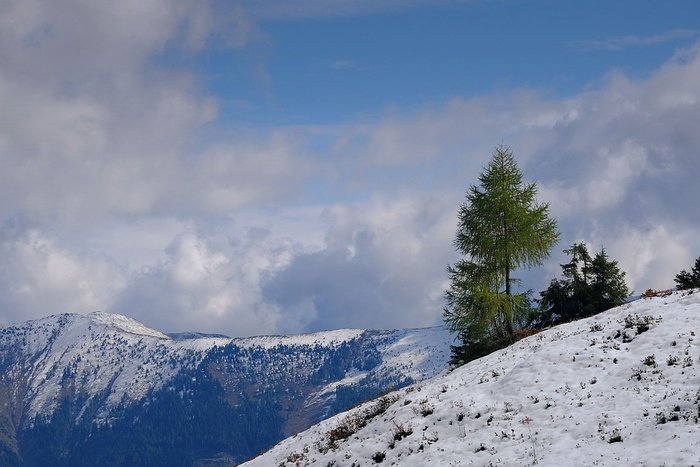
[0,312,453,438]
[0,312,231,425]
[236,329,366,349]
[242,290,700,466]
[372,326,453,382]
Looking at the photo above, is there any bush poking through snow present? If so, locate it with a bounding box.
[412,399,435,417]
[371,451,385,463]
[608,429,623,443]
[318,394,400,453]
[392,421,413,441]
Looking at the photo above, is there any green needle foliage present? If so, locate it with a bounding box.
[674,256,700,290]
[444,144,559,365]
[538,243,631,326]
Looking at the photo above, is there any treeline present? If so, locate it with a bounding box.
[19,365,284,466]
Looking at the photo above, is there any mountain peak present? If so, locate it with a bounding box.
[86,311,170,339]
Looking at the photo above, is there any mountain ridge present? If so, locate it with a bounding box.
[0,311,452,466]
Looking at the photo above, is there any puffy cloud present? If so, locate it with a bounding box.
[0,0,290,226]
[262,193,459,333]
[106,212,326,336]
[0,223,126,324]
[1,1,700,337]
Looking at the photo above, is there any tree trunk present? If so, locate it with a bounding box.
[505,266,515,336]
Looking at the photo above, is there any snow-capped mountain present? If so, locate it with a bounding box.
[0,312,452,466]
[243,289,700,466]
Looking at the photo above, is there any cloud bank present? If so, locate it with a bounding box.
[1,2,699,336]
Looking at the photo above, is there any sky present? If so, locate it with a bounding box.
[1,0,699,337]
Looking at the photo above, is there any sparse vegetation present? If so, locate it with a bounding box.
[319,394,400,453]
[412,399,435,417]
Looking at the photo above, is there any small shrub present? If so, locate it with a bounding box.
[608,429,623,443]
[286,451,305,463]
[643,354,656,366]
[371,451,386,463]
[412,399,435,417]
[392,421,413,441]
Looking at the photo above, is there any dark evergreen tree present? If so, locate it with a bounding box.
[539,243,630,326]
[588,247,631,311]
[444,144,559,365]
[674,257,700,290]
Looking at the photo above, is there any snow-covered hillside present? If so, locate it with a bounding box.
[243,290,700,466]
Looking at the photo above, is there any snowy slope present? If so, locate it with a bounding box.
[242,289,700,466]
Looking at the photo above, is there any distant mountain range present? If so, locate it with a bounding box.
[0,312,453,466]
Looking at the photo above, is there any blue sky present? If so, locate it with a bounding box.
[204,1,697,125]
[1,0,699,337]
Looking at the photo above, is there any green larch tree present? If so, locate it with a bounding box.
[444,144,559,364]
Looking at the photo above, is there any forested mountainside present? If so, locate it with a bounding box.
[0,312,451,466]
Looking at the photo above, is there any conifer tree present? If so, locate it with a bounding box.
[444,144,559,364]
[539,243,630,325]
[674,257,700,290]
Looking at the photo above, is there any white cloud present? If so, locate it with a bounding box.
[240,0,459,20]
[262,193,460,333]
[0,0,298,227]
[571,29,700,51]
[0,225,126,324]
[1,1,700,338]
[330,59,357,70]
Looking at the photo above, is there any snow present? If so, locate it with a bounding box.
[374,326,453,382]
[0,312,231,425]
[88,311,171,339]
[242,289,700,466]
[234,328,367,349]
[0,312,453,433]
